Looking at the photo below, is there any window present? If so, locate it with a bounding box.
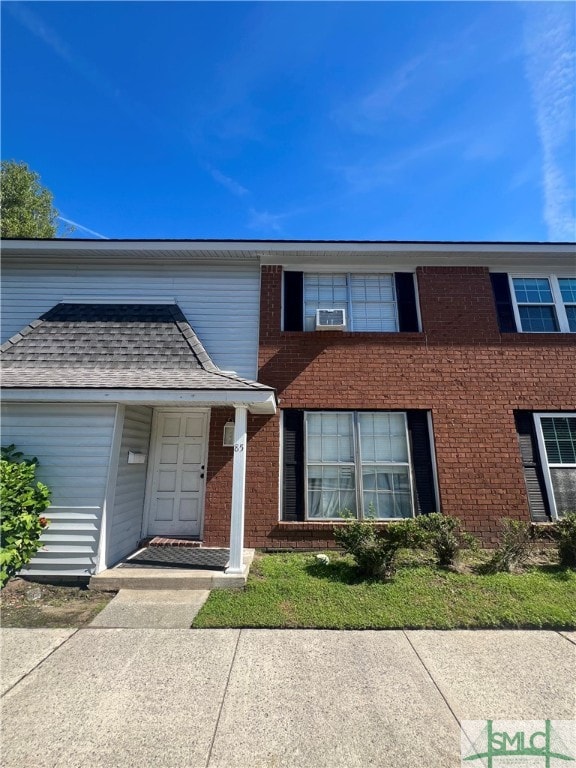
[283,271,420,332]
[305,411,414,519]
[535,414,576,519]
[510,276,576,333]
[304,274,398,332]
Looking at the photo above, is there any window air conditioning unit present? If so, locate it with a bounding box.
[315,308,346,330]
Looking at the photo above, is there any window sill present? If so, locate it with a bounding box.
[280,331,424,342]
[500,332,576,343]
[278,520,409,529]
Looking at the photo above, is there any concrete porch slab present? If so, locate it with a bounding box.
[90,548,255,590]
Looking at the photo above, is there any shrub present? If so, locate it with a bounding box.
[554,512,576,569]
[415,513,477,568]
[0,444,51,588]
[483,519,533,574]
[333,512,422,581]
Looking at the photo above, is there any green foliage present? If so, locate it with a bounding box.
[554,512,576,569]
[1,445,51,588]
[0,160,61,238]
[194,553,576,630]
[483,519,533,574]
[333,512,423,581]
[415,512,477,568]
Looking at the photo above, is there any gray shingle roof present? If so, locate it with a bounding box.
[1,303,273,392]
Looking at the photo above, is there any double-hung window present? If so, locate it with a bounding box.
[534,414,576,519]
[305,411,414,519]
[510,276,576,333]
[303,274,398,332]
[283,271,419,332]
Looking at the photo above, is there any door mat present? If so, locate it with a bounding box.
[120,547,230,570]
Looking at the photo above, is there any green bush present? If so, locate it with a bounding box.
[415,513,477,568]
[554,512,576,569]
[483,519,533,574]
[0,445,51,588]
[333,512,423,581]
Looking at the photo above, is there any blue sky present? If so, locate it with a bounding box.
[2,1,575,241]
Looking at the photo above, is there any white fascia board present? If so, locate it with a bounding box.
[4,239,574,261]
[273,247,576,271]
[1,388,277,414]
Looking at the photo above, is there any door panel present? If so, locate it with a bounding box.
[147,410,208,536]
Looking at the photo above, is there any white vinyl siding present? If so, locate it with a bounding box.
[107,406,153,566]
[1,258,260,378]
[303,274,398,332]
[0,403,117,576]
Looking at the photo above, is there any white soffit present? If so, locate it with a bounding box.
[2,239,574,269]
[1,388,277,414]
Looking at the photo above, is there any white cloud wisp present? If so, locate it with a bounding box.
[523,4,576,241]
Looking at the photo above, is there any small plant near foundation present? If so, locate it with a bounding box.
[414,513,477,568]
[554,512,576,569]
[0,445,51,588]
[482,519,533,574]
[333,511,423,581]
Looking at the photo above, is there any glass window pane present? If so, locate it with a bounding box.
[307,465,356,518]
[566,306,576,332]
[559,278,576,303]
[304,274,348,331]
[350,274,397,331]
[359,413,408,462]
[362,468,412,519]
[518,306,558,332]
[513,278,553,304]
[541,417,576,464]
[550,468,576,517]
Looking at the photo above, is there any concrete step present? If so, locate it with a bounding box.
[89,549,255,591]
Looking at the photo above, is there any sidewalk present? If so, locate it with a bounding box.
[1,628,574,768]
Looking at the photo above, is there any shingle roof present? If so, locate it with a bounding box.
[0,303,273,392]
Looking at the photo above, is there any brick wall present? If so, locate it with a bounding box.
[206,265,575,548]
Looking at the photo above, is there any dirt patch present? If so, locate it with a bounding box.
[0,578,116,628]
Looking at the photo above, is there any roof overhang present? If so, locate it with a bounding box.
[0,387,277,414]
[2,239,574,269]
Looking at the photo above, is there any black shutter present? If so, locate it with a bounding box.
[283,271,303,331]
[514,412,551,522]
[395,273,419,331]
[282,410,305,521]
[407,411,437,515]
[490,273,517,332]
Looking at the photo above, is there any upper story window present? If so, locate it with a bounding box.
[511,276,576,333]
[283,271,420,332]
[304,274,398,332]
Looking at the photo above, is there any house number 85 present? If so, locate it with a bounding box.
[234,443,244,452]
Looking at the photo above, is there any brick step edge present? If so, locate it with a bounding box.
[138,537,203,548]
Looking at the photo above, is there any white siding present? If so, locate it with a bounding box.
[1,404,117,577]
[107,406,152,566]
[1,258,260,379]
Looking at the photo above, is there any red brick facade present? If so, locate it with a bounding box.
[206,264,575,548]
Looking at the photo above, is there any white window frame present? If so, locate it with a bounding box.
[534,412,576,520]
[304,410,415,521]
[303,273,399,332]
[509,275,575,333]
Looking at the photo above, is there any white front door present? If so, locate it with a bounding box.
[146,409,209,537]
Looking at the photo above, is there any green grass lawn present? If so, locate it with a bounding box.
[193,553,576,630]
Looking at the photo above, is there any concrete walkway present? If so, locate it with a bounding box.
[89,589,210,628]
[1,628,574,768]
